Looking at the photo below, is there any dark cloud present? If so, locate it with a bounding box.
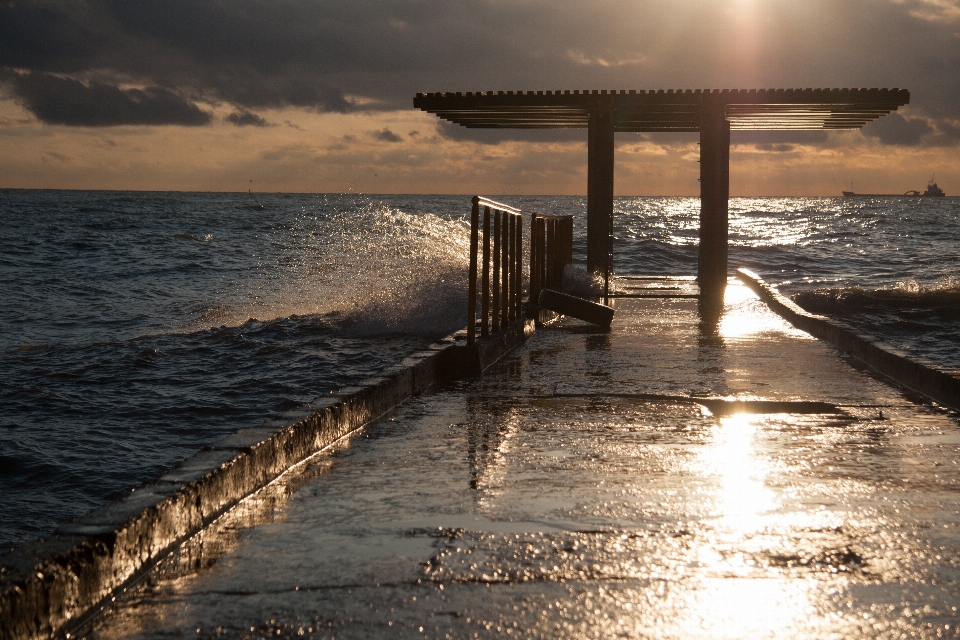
[0,2,110,72]
[732,131,829,147]
[2,70,210,126]
[226,110,269,127]
[371,128,403,143]
[938,120,960,142]
[861,112,933,146]
[436,120,585,145]
[0,0,958,145]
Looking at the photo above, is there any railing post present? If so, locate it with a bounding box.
[507,213,515,321]
[501,210,509,328]
[515,212,523,318]
[467,198,527,334]
[492,210,501,333]
[542,218,548,291]
[547,218,557,289]
[530,213,540,311]
[467,196,480,345]
[481,206,491,338]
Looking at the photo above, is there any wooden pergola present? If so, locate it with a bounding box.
[414,88,909,296]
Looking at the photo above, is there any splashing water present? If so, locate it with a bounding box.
[180,202,472,336]
[0,191,473,549]
[3,191,960,551]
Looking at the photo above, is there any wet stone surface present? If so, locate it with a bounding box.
[85,283,960,638]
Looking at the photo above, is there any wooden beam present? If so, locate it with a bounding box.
[698,102,730,300]
[587,104,615,276]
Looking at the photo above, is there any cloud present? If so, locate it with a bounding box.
[938,119,960,141]
[1,70,210,126]
[730,131,828,146]
[732,131,830,150]
[226,110,270,127]
[0,0,957,148]
[891,0,960,23]
[435,120,585,146]
[370,128,403,143]
[861,112,933,146]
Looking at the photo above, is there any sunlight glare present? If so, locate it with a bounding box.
[720,281,805,340]
[678,577,817,639]
[701,413,777,535]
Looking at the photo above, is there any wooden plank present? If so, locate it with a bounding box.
[538,289,614,328]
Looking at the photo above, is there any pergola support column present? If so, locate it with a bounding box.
[587,105,614,278]
[698,104,730,301]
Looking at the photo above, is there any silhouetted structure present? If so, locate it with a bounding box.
[414,88,910,299]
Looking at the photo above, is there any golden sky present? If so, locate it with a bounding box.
[1,0,958,195]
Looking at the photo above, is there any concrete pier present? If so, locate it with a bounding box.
[77,280,960,638]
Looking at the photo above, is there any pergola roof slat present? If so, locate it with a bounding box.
[414,88,909,132]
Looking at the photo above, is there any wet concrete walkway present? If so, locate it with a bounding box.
[86,281,960,638]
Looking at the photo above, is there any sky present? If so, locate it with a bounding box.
[1,0,958,196]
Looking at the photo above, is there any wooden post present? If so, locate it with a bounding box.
[548,218,554,288]
[515,212,523,318]
[503,213,517,320]
[492,210,500,332]
[699,100,731,301]
[550,219,557,289]
[587,103,615,277]
[537,217,545,296]
[481,206,491,338]
[530,214,541,309]
[501,210,509,328]
[467,197,480,345]
[557,218,564,287]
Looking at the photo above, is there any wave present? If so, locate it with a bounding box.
[173,232,213,242]
[792,277,960,317]
[183,203,472,337]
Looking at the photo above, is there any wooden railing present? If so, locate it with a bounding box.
[467,196,523,345]
[530,213,573,306]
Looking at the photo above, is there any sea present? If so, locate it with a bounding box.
[2,190,959,550]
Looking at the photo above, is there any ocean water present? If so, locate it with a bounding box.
[2,190,958,550]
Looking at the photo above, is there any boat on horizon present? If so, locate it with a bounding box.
[843,177,946,197]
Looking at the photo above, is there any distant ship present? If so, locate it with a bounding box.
[843,178,946,197]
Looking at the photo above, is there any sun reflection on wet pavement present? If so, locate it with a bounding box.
[701,414,778,535]
[84,282,960,638]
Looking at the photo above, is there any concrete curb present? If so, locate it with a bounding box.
[737,268,960,412]
[0,319,533,640]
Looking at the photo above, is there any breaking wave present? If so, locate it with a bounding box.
[791,277,960,318]
[184,202,472,337]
